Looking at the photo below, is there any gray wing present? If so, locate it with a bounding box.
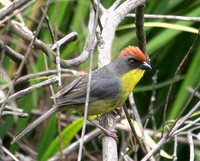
[52,69,120,106]
[51,76,83,99]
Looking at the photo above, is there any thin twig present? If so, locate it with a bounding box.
[173,113,200,136]
[11,21,79,67]
[0,0,35,20]
[90,0,103,32]
[141,100,200,161]
[123,104,147,155]
[0,139,5,161]
[2,111,28,117]
[77,2,99,160]
[0,40,24,64]
[148,70,158,131]
[187,134,194,161]
[15,69,84,84]
[127,14,200,22]
[168,80,200,136]
[135,4,147,55]
[48,129,101,161]
[51,33,78,50]
[161,28,200,138]
[116,123,200,146]
[187,87,200,99]
[173,135,178,161]
[0,0,51,115]
[1,69,85,90]
[8,77,58,100]
[2,146,19,161]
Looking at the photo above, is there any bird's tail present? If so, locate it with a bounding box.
[11,105,59,144]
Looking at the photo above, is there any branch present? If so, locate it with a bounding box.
[0,40,23,64]
[141,100,200,161]
[0,1,50,116]
[77,3,98,161]
[127,14,200,22]
[0,0,35,20]
[98,0,146,66]
[135,4,147,55]
[187,135,194,161]
[11,21,80,68]
[48,129,101,161]
[98,1,146,161]
[8,77,58,100]
[10,11,98,68]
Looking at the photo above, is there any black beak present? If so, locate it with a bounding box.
[139,62,152,70]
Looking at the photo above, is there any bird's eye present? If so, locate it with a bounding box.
[128,58,135,64]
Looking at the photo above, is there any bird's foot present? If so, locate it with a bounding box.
[87,117,118,143]
[111,107,122,117]
[98,130,118,143]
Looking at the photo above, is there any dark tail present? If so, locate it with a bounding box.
[11,105,59,144]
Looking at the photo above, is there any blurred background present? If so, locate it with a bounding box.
[0,0,200,160]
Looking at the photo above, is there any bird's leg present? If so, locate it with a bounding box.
[87,117,118,143]
[111,106,122,116]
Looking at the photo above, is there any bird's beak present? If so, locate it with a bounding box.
[139,62,152,70]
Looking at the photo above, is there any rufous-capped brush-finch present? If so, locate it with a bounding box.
[11,46,151,144]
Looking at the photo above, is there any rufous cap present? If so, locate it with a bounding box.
[119,46,147,62]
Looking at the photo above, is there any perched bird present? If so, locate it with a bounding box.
[11,46,151,144]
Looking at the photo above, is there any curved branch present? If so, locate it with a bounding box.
[10,8,96,68]
[0,0,34,20]
[98,0,146,67]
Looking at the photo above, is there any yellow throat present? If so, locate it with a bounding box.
[120,69,145,101]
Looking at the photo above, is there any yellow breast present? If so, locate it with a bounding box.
[119,69,145,103]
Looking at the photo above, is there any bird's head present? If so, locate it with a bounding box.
[118,46,152,71]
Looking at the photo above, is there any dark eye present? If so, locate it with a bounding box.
[128,58,135,64]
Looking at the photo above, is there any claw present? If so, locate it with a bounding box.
[98,131,118,143]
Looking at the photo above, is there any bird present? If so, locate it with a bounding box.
[11,46,151,144]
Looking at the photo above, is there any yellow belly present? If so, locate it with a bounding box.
[71,100,117,115]
[68,69,145,116]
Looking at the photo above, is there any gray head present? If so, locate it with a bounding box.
[112,46,152,75]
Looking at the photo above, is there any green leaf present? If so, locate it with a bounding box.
[40,117,84,161]
[168,45,200,119]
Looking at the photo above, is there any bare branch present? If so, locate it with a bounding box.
[0,0,35,20]
[10,12,98,68]
[98,0,146,66]
[48,129,101,161]
[98,1,146,161]
[109,0,122,11]
[2,146,19,161]
[127,14,200,22]
[187,87,200,98]
[0,1,51,116]
[77,2,99,160]
[162,28,200,138]
[99,113,118,161]
[141,100,200,161]
[11,21,80,68]
[2,111,28,117]
[7,77,58,100]
[135,4,147,55]
[187,135,194,161]
[0,40,24,64]
[51,33,78,50]
[173,135,178,161]
[129,93,155,161]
